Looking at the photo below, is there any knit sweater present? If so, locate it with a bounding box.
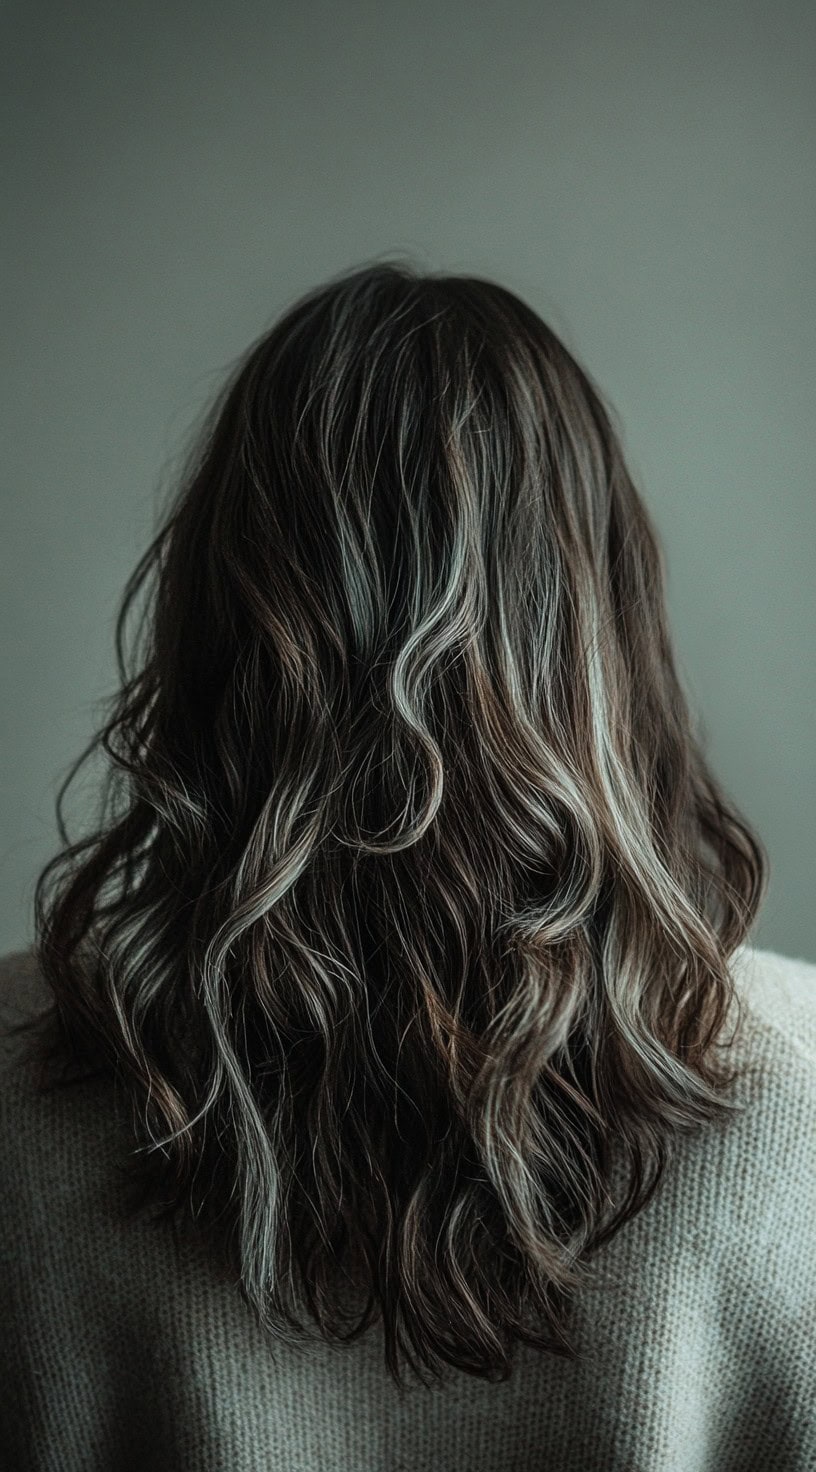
[0,942,814,1472]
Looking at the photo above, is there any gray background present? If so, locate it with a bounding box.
[2,0,814,959]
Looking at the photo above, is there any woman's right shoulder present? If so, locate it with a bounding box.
[727,940,816,1069]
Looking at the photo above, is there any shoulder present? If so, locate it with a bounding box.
[719,942,816,1183]
[0,945,54,1091]
[716,945,816,1401]
[728,940,816,1064]
[0,945,49,1022]
[0,945,116,1145]
[699,943,816,1319]
[0,948,125,1238]
[724,941,816,1157]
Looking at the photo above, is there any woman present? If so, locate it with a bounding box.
[1,261,813,1471]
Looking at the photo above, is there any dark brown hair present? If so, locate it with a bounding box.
[8,259,767,1387]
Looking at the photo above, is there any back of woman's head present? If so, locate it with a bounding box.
[23,260,767,1385]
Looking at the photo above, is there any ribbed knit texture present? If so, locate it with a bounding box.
[0,942,814,1472]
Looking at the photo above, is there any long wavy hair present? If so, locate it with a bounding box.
[9,259,768,1387]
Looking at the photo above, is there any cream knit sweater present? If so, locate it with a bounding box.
[0,942,814,1472]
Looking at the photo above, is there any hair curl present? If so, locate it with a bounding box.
[8,260,768,1387]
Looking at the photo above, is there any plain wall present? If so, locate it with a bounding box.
[2,0,814,958]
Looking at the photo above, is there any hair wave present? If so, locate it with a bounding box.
[10,260,768,1387]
